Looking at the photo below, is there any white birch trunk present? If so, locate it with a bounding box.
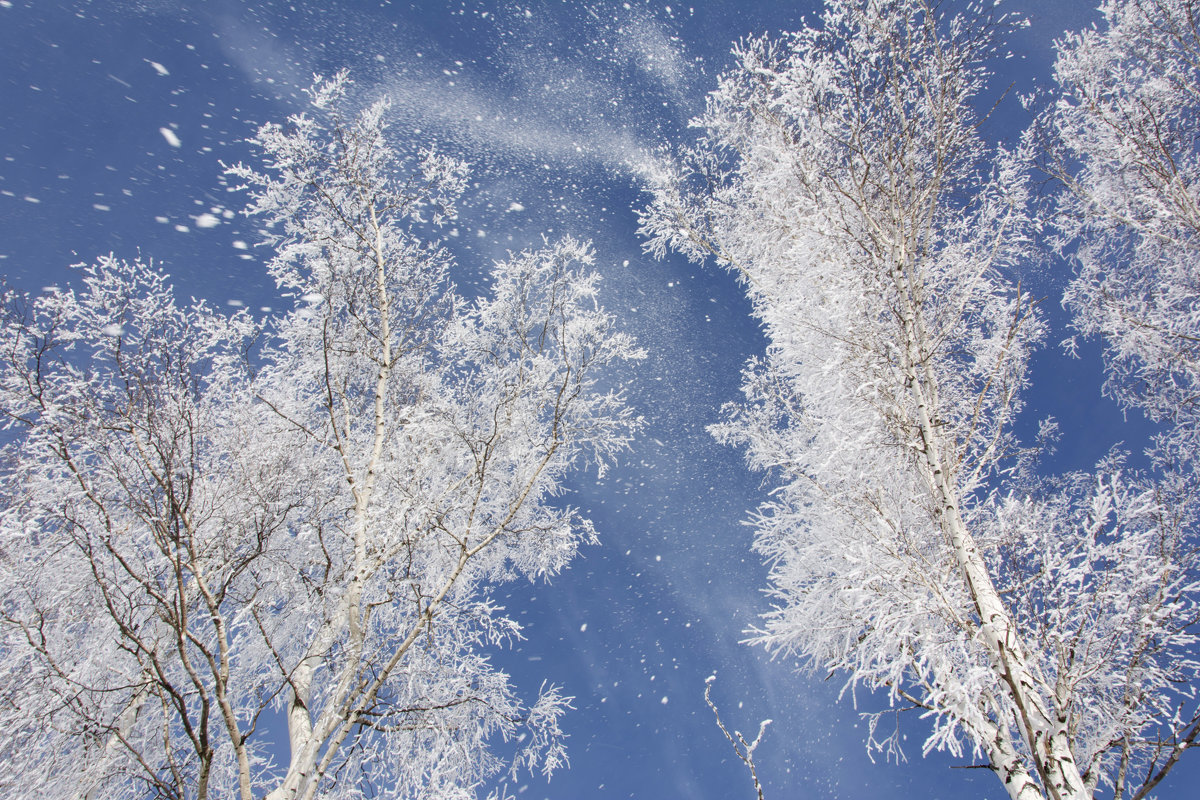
[894,250,1088,800]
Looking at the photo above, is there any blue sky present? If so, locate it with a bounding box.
[0,1,1192,799]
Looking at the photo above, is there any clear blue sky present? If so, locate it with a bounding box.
[0,1,1190,798]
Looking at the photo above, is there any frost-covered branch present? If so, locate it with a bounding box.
[704,676,771,800]
[0,72,641,800]
[642,1,1200,798]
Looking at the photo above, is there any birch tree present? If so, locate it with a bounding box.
[1052,0,1200,467]
[0,72,641,800]
[641,1,1200,798]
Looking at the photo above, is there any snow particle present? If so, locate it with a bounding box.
[159,127,182,147]
[194,212,220,228]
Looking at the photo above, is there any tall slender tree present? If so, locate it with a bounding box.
[0,72,642,800]
[1052,0,1200,468]
[641,2,1200,798]
[1045,3,1200,794]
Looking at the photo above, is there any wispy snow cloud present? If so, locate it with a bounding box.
[209,1,700,178]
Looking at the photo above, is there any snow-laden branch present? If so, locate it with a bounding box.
[642,2,1200,798]
[0,72,642,800]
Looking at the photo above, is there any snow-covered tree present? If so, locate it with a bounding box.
[641,2,1200,798]
[0,72,641,800]
[1051,0,1200,467]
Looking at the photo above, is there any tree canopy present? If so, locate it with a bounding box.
[0,73,642,800]
[642,1,1200,798]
